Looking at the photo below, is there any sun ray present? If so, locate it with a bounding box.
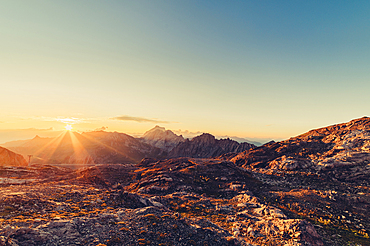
[32,131,68,163]
[26,129,136,165]
[69,131,95,165]
[77,132,137,163]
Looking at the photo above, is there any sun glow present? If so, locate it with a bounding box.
[65,124,73,131]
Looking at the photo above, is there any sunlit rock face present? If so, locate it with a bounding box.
[168,133,256,158]
[140,125,185,152]
[0,146,27,166]
[231,117,370,175]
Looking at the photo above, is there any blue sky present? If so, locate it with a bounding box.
[1,0,370,142]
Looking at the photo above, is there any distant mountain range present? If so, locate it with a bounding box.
[2,131,162,164]
[168,133,256,158]
[6,115,370,170]
[0,126,256,164]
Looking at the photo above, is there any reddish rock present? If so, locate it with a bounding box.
[0,146,27,167]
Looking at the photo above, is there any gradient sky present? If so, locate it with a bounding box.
[1,0,370,143]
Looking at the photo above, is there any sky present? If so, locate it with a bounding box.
[1,0,370,143]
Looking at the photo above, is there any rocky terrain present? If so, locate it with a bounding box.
[168,134,255,159]
[0,160,323,246]
[231,117,370,172]
[0,117,370,245]
[0,147,27,167]
[226,117,370,245]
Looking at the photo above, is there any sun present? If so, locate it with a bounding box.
[65,124,73,131]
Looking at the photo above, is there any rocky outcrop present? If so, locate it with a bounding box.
[231,117,370,175]
[0,146,27,167]
[131,157,258,196]
[224,117,370,245]
[140,125,185,152]
[168,133,256,158]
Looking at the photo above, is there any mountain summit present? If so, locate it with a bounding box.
[141,126,185,152]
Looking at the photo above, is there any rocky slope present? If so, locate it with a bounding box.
[0,160,323,246]
[140,126,185,152]
[230,117,370,177]
[224,117,370,245]
[168,133,256,158]
[0,146,27,167]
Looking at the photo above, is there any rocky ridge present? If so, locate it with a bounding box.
[2,129,255,165]
[168,133,256,159]
[230,117,370,184]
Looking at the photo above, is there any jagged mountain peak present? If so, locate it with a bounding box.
[168,133,255,158]
[143,125,166,135]
[143,126,181,139]
[147,125,166,132]
[141,126,185,152]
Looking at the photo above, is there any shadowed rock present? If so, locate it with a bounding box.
[168,133,255,158]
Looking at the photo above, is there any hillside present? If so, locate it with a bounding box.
[0,146,28,167]
[225,116,370,245]
[231,117,370,179]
